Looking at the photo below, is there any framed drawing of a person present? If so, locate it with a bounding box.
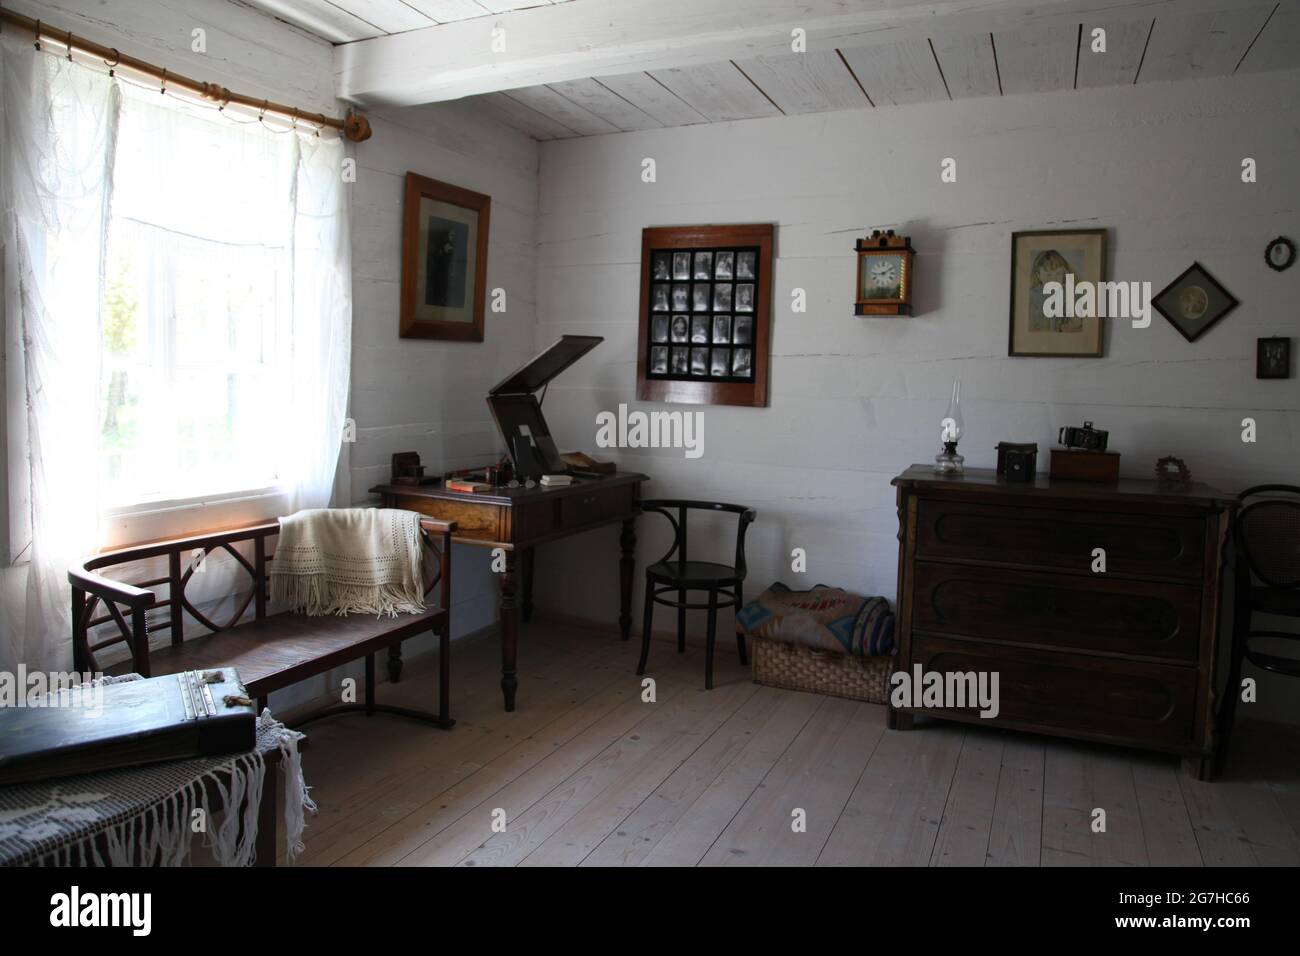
[1008,229,1106,357]
[400,172,491,341]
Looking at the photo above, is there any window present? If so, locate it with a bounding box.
[99,84,299,506]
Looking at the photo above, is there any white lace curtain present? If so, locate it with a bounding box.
[0,36,352,674]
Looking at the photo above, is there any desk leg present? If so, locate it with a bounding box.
[521,547,535,624]
[499,549,520,711]
[619,517,636,641]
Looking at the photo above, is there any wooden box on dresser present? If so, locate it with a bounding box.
[890,466,1235,780]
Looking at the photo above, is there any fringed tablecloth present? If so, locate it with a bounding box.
[0,677,314,867]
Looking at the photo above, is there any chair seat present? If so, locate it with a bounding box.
[1250,586,1300,616]
[647,560,742,588]
[111,606,446,698]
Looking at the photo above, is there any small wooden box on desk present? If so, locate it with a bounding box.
[1050,447,1120,482]
[890,466,1235,779]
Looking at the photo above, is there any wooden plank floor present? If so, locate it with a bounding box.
[288,618,1300,867]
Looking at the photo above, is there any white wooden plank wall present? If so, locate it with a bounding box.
[8,0,338,114]
[528,70,1300,724]
[348,97,542,635]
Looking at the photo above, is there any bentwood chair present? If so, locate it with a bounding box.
[1218,484,1300,772]
[637,500,756,689]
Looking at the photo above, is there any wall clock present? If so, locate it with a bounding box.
[1265,236,1295,272]
[855,230,915,316]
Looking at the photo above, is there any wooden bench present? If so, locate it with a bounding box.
[67,517,457,728]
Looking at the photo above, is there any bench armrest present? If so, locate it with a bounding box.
[419,518,458,536]
[68,560,155,611]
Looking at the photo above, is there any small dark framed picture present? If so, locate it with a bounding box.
[652,253,671,280]
[715,251,734,279]
[733,314,753,345]
[690,347,709,375]
[1152,262,1239,343]
[672,251,691,280]
[650,346,669,374]
[400,172,490,341]
[690,315,710,343]
[1257,337,1291,379]
[736,284,755,312]
[670,315,689,342]
[651,314,669,342]
[712,315,731,343]
[671,283,690,311]
[692,284,710,311]
[652,284,669,311]
[693,251,713,280]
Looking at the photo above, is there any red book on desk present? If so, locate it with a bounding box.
[445,479,491,493]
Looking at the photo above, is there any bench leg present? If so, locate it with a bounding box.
[387,644,403,683]
[438,622,453,728]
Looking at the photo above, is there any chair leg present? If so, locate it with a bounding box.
[677,588,687,653]
[1216,616,1248,776]
[735,585,748,666]
[705,591,718,690]
[638,581,655,676]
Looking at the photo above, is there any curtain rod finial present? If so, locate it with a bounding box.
[344,110,371,143]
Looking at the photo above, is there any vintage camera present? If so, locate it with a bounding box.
[996,442,1038,483]
[1058,421,1108,452]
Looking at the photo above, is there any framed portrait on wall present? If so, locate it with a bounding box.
[400,172,490,341]
[1008,229,1106,357]
[637,224,774,407]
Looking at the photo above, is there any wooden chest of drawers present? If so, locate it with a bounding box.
[890,466,1234,778]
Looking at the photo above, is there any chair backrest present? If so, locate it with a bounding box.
[640,499,756,575]
[1236,485,1300,588]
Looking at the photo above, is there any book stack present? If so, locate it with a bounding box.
[539,474,574,488]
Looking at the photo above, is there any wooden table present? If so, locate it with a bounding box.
[371,472,648,711]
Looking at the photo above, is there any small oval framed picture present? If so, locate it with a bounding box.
[1265,236,1295,272]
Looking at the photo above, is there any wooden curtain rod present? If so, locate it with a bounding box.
[0,8,372,142]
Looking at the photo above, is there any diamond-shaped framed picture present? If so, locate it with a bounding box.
[1152,262,1239,343]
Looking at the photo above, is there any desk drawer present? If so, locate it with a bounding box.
[907,635,1196,747]
[561,484,635,527]
[390,495,502,542]
[915,499,1205,580]
[911,561,1201,662]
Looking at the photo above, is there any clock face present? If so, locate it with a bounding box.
[861,254,904,299]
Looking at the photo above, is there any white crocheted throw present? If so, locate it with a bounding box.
[270,508,426,618]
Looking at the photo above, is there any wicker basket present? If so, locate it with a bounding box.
[751,634,893,704]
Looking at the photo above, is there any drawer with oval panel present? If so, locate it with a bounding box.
[915,499,1206,581]
[910,561,1202,662]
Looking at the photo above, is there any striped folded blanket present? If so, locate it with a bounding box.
[270,508,425,618]
[736,583,894,656]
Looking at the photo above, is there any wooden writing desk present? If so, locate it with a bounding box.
[371,472,648,711]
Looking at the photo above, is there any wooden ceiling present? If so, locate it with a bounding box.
[244,1,572,44]
[246,0,1300,139]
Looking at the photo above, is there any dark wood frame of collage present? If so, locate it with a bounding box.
[637,224,773,408]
